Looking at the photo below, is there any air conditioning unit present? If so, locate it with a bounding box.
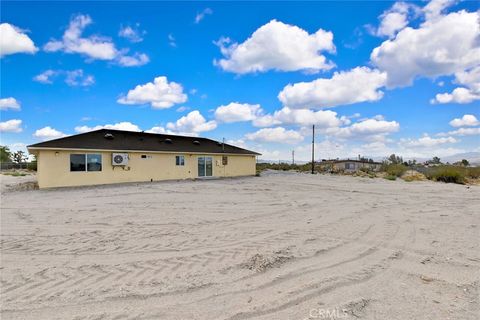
[112,153,129,166]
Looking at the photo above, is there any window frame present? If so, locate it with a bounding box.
[175,155,185,166]
[70,153,102,172]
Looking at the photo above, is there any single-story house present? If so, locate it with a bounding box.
[27,129,260,188]
[319,159,382,173]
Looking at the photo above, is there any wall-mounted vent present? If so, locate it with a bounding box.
[164,138,173,144]
[104,133,114,140]
[193,140,200,145]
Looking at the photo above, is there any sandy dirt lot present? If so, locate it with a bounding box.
[1,171,479,319]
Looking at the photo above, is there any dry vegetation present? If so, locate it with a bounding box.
[256,162,480,185]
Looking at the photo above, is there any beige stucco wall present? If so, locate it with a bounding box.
[35,149,256,188]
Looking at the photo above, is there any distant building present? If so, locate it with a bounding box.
[28,129,260,188]
[319,159,382,173]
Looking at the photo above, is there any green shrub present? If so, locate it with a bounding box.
[27,161,37,171]
[425,166,465,184]
[359,166,371,173]
[466,167,480,179]
[382,164,407,177]
[2,171,27,177]
[384,175,397,181]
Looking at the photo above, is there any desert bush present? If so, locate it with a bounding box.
[466,166,480,179]
[382,164,407,177]
[27,161,37,171]
[359,166,372,173]
[402,171,427,182]
[2,171,27,177]
[384,175,397,181]
[425,166,465,184]
[256,162,316,173]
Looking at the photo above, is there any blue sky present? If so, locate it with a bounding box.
[1,0,479,161]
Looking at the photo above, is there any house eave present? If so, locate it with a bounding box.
[27,146,261,156]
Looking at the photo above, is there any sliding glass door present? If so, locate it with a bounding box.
[198,156,213,177]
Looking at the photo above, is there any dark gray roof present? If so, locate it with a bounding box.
[28,129,260,155]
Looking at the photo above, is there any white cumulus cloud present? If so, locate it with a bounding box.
[118,24,145,43]
[245,127,304,144]
[44,14,117,60]
[33,69,58,84]
[433,88,480,104]
[214,102,262,123]
[0,23,38,56]
[325,118,400,142]
[278,67,387,109]
[433,66,480,104]
[401,134,457,147]
[449,115,480,128]
[33,126,66,140]
[117,76,187,109]
[44,14,149,67]
[0,119,22,133]
[166,110,217,134]
[371,9,480,87]
[215,20,335,74]
[34,69,95,87]
[439,127,480,136]
[423,0,456,21]
[0,97,21,111]
[253,107,348,128]
[375,2,419,38]
[65,69,95,86]
[116,52,149,67]
[74,121,141,133]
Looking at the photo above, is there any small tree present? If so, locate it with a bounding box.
[0,146,12,163]
[407,159,417,167]
[429,156,441,165]
[12,151,28,164]
[388,154,403,164]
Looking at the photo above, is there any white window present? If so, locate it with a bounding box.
[176,155,185,166]
[70,154,102,172]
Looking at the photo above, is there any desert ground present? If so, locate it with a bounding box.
[1,171,479,319]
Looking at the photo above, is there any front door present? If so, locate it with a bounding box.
[198,156,213,177]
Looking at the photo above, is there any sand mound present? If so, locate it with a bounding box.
[241,249,293,272]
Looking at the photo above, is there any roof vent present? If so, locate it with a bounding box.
[164,138,173,144]
[104,133,115,140]
[193,140,200,145]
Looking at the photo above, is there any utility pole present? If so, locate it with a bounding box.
[311,125,315,174]
[292,150,295,165]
